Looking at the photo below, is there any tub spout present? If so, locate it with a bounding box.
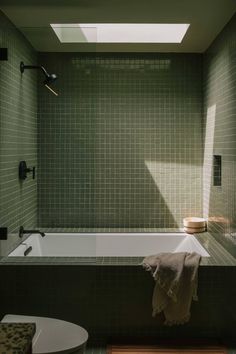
[19,226,45,238]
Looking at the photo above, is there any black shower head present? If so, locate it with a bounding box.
[44,73,57,86]
[43,73,58,96]
[20,61,58,96]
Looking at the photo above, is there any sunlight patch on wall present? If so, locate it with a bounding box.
[145,160,201,227]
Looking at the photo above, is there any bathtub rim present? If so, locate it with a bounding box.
[1,231,236,266]
[7,231,210,258]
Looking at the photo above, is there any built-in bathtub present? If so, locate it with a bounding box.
[8,232,210,257]
[2,232,236,342]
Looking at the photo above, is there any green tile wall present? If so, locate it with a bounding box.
[203,13,236,257]
[38,53,203,228]
[0,11,37,255]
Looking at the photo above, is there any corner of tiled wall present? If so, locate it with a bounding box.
[203,13,236,258]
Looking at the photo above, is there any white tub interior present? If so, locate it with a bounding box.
[8,233,210,257]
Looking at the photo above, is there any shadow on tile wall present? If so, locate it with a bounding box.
[38,53,202,228]
[0,11,37,255]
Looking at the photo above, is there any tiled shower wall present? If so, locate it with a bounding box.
[0,11,37,255]
[38,53,202,228]
[203,13,236,257]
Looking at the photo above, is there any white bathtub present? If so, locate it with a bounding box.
[8,233,210,257]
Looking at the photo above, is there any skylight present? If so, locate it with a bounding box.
[50,24,190,43]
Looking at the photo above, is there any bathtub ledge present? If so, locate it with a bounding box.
[0,231,235,266]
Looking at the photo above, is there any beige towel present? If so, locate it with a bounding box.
[142,252,201,326]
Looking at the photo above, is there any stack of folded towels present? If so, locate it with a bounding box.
[142,252,201,326]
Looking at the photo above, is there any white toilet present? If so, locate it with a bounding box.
[1,314,88,354]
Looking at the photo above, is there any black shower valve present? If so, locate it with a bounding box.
[19,161,36,180]
[29,166,36,179]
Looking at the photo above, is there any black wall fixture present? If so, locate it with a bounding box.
[0,48,8,61]
[19,161,35,180]
[0,227,8,240]
[213,155,222,186]
[20,61,58,96]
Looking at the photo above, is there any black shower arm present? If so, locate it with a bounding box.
[27,65,49,77]
[20,62,49,77]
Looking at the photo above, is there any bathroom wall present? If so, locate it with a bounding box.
[203,13,236,257]
[38,53,203,228]
[0,10,37,255]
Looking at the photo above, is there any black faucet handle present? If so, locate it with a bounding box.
[32,166,35,179]
[19,226,24,238]
[26,166,36,179]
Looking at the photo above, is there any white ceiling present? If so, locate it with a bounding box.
[0,0,236,52]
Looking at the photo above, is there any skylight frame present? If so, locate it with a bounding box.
[50,23,190,44]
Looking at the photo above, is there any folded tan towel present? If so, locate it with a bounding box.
[142,252,201,326]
